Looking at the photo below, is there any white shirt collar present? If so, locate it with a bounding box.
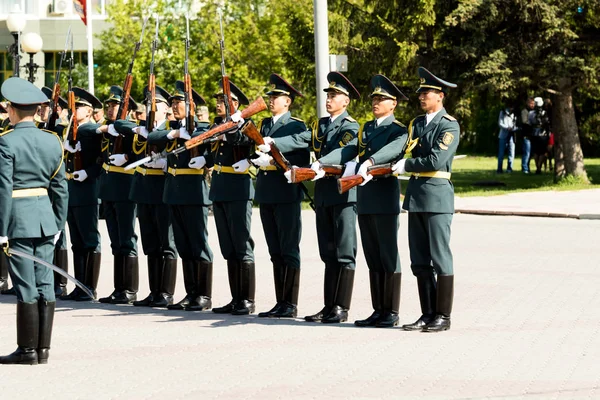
[272,113,284,125]
[376,116,389,127]
[426,110,441,126]
[329,114,342,124]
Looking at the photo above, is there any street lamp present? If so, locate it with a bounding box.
[6,8,26,78]
[21,32,43,83]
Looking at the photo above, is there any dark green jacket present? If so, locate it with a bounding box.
[254,112,310,204]
[0,122,68,238]
[320,115,407,214]
[402,108,460,213]
[275,110,360,207]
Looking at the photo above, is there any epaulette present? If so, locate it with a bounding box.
[0,128,14,137]
[443,114,457,121]
[393,120,406,128]
[344,116,356,123]
[290,116,304,123]
[41,128,56,135]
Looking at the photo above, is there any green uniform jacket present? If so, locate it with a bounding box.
[254,112,310,204]
[275,110,360,207]
[320,115,407,214]
[148,119,214,206]
[0,122,68,238]
[402,108,460,213]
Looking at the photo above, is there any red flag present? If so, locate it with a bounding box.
[73,0,87,26]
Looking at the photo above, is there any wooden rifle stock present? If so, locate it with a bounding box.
[290,164,344,183]
[337,163,393,194]
[47,83,61,130]
[113,75,133,155]
[67,90,83,171]
[183,97,267,150]
[145,74,158,154]
[240,121,290,171]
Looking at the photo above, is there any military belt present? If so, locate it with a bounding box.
[12,188,48,198]
[135,166,165,176]
[258,165,278,171]
[102,163,135,175]
[411,171,451,179]
[167,167,204,176]
[214,165,249,175]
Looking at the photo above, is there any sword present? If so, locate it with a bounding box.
[4,248,94,299]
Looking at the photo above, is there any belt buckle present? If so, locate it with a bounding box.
[171,168,177,177]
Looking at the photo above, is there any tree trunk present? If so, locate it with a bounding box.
[552,77,588,182]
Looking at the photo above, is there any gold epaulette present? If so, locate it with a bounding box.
[393,120,406,128]
[290,117,304,122]
[443,114,457,121]
[0,128,14,137]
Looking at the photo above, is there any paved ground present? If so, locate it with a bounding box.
[1,191,599,399]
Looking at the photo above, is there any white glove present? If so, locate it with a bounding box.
[263,137,275,145]
[0,236,7,247]
[109,154,128,167]
[232,159,250,173]
[251,152,273,168]
[310,161,325,181]
[230,110,244,127]
[189,156,206,169]
[179,127,191,140]
[63,140,81,153]
[154,158,167,171]
[342,161,358,178]
[392,159,406,175]
[53,232,61,245]
[107,124,120,137]
[257,144,271,153]
[283,169,293,184]
[73,169,88,182]
[358,162,373,186]
[133,126,149,139]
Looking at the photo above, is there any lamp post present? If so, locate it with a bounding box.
[6,8,26,78]
[21,32,43,83]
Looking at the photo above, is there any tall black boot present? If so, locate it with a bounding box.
[168,260,196,310]
[258,263,285,318]
[77,251,101,302]
[273,266,300,318]
[186,261,213,311]
[99,255,125,303]
[133,256,162,307]
[212,259,239,314]
[0,301,39,365]
[53,248,69,297]
[402,274,437,331]
[423,275,453,332]
[0,252,11,293]
[355,271,383,327]
[61,251,87,301]
[232,261,255,315]
[112,256,138,304]
[304,265,337,322]
[376,272,401,328]
[37,300,55,364]
[151,258,177,308]
[322,267,355,323]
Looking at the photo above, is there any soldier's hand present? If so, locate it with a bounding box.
[63,140,80,153]
[257,144,271,153]
[0,236,8,250]
[284,169,293,184]
[95,125,108,134]
[392,159,406,175]
[73,170,88,182]
[230,110,244,127]
[53,232,61,245]
[133,126,149,139]
[358,160,374,186]
[189,156,206,169]
[342,161,358,177]
[232,159,250,173]
[154,158,167,171]
[109,154,128,167]
[250,152,273,168]
[179,127,191,140]
[107,124,120,137]
[263,137,275,146]
[310,161,325,181]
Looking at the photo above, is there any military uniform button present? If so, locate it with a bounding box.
[219,152,223,155]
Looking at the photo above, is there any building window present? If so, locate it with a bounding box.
[0,52,15,83]
[44,51,87,86]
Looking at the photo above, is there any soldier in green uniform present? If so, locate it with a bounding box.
[78,85,139,304]
[114,85,179,308]
[257,72,360,323]
[318,75,408,328]
[0,102,10,294]
[209,80,257,316]
[393,67,459,333]
[148,81,214,311]
[249,74,309,319]
[0,77,68,365]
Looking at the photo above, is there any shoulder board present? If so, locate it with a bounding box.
[0,128,14,137]
[290,117,304,123]
[344,116,356,123]
[41,128,57,135]
[443,114,457,121]
[393,120,406,128]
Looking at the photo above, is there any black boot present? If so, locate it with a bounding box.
[168,260,196,310]
[53,248,69,297]
[61,251,87,301]
[402,274,436,331]
[305,265,337,322]
[77,251,101,302]
[232,261,255,315]
[212,259,239,314]
[273,266,300,318]
[355,271,383,327]
[322,267,354,324]
[112,256,139,304]
[99,255,125,303]
[376,272,401,328]
[258,263,285,318]
[0,252,10,293]
[151,258,177,308]
[0,301,39,365]
[133,256,162,307]
[423,275,453,332]
[186,261,212,311]
[37,300,55,364]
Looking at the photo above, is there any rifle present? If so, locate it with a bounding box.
[145,16,159,155]
[240,121,291,171]
[46,26,70,130]
[218,10,235,119]
[67,32,83,171]
[183,15,200,158]
[114,16,149,153]
[290,164,344,183]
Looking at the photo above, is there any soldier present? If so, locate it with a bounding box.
[393,67,459,332]
[114,85,179,308]
[93,107,105,124]
[148,81,214,311]
[59,87,103,302]
[0,102,11,295]
[38,87,68,127]
[318,75,408,328]
[0,77,68,365]
[249,74,310,319]
[210,80,257,316]
[78,85,139,304]
[259,72,361,323]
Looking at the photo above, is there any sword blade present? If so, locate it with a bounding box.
[124,156,151,171]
